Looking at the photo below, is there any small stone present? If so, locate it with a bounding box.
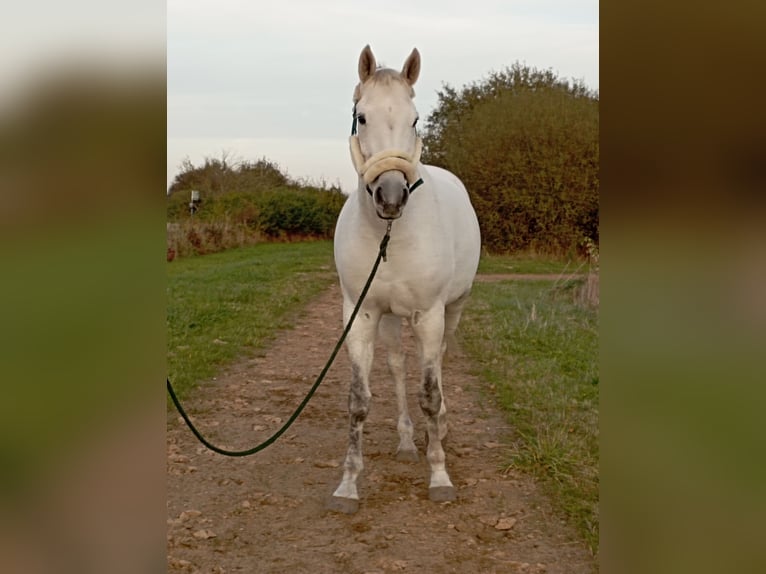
[495,517,517,530]
[192,529,216,539]
[241,501,251,508]
[178,510,201,521]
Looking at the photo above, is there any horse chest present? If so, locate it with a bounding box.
[369,264,447,317]
[335,225,453,317]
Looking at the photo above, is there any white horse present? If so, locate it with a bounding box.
[329,45,481,514]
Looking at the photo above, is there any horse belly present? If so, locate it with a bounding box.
[387,286,424,318]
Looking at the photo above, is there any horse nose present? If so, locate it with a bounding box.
[372,173,409,219]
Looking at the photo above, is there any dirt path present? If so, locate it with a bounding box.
[167,282,595,574]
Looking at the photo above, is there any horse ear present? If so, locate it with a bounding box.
[401,48,421,86]
[358,45,377,83]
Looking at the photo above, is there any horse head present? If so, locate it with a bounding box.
[349,45,423,220]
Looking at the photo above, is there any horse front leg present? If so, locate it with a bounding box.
[410,306,455,502]
[327,301,380,515]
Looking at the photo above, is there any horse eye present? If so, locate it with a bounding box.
[357,114,366,125]
[412,117,419,128]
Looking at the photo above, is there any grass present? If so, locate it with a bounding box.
[477,251,587,275]
[167,240,336,398]
[460,277,599,554]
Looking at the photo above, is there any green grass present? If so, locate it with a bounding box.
[477,251,587,275]
[460,277,599,554]
[167,240,336,398]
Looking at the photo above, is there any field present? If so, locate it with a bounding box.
[167,243,599,560]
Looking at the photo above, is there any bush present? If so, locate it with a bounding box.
[167,155,288,197]
[256,187,345,239]
[167,218,260,258]
[422,63,598,255]
[166,155,347,257]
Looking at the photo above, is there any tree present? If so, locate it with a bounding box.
[422,63,599,254]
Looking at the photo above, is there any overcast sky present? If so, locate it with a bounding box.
[168,0,598,193]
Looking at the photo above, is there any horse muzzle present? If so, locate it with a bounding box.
[350,136,422,219]
[367,171,409,219]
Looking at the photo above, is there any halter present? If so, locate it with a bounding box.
[350,104,424,194]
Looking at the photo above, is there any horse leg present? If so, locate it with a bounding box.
[379,313,418,461]
[443,290,470,361]
[410,306,455,502]
[327,301,380,515]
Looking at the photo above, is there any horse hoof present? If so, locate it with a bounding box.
[326,496,359,515]
[395,449,419,462]
[429,486,456,503]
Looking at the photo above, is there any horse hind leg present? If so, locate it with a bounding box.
[379,314,418,462]
[443,290,471,359]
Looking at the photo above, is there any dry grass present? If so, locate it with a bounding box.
[167,219,262,258]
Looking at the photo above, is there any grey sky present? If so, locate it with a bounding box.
[167,0,598,193]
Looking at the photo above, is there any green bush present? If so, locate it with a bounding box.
[167,155,347,256]
[422,63,598,255]
[256,187,345,239]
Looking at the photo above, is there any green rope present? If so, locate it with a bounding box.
[167,224,392,457]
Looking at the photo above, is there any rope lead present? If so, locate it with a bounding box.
[167,224,393,457]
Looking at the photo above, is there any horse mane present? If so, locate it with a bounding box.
[353,68,415,102]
